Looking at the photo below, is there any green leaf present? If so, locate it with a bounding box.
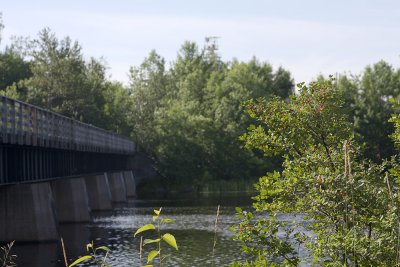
[161,218,175,224]
[86,242,93,251]
[134,224,156,237]
[95,246,110,252]
[154,208,161,216]
[143,238,161,246]
[162,233,178,250]
[142,265,153,267]
[69,255,92,267]
[235,207,242,213]
[147,250,160,263]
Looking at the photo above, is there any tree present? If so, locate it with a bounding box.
[355,61,399,160]
[22,28,121,129]
[232,78,400,266]
[127,42,294,189]
[128,50,168,151]
[0,48,32,96]
[25,28,87,117]
[0,14,32,99]
[101,81,131,135]
[336,61,400,161]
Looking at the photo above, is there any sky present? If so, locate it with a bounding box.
[1,0,400,85]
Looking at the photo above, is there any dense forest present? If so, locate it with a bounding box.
[1,19,400,191]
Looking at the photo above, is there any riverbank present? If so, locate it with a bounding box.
[137,175,258,196]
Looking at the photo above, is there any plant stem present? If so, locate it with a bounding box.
[139,236,143,260]
[61,238,68,267]
[212,205,220,266]
[158,217,162,267]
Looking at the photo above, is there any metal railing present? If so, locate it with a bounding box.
[0,96,135,154]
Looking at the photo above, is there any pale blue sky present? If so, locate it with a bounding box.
[1,0,400,84]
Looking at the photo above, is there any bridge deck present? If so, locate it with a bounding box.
[0,96,135,154]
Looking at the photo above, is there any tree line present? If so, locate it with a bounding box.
[1,19,400,190]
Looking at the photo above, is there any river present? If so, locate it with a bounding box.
[11,191,254,267]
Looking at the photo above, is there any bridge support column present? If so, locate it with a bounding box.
[123,171,137,198]
[0,182,59,242]
[84,174,112,211]
[51,178,91,223]
[107,172,127,202]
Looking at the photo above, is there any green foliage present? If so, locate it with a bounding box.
[0,48,32,96]
[66,209,177,267]
[134,208,178,267]
[0,28,126,134]
[128,43,294,187]
[0,27,32,100]
[68,241,110,267]
[0,22,132,135]
[335,61,400,161]
[24,28,86,116]
[232,78,400,266]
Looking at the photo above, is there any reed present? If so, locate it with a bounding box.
[0,241,16,267]
[212,205,220,266]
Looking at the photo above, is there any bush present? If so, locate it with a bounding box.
[231,78,400,266]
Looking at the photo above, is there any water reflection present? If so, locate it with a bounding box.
[13,242,59,267]
[12,191,254,267]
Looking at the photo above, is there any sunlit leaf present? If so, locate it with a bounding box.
[134,224,156,237]
[161,218,175,224]
[147,250,159,263]
[69,255,91,267]
[143,238,161,246]
[154,208,161,216]
[86,242,93,251]
[162,233,178,250]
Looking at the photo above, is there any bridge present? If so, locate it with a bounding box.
[0,96,152,242]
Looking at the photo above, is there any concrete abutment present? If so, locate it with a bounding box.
[123,170,137,198]
[107,172,127,202]
[84,173,112,211]
[0,182,59,242]
[0,169,138,242]
[51,178,91,223]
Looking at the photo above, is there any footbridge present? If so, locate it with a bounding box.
[0,96,152,242]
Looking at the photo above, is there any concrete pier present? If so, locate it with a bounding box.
[107,172,127,202]
[0,182,59,242]
[84,174,112,211]
[123,171,137,198]
[51,178,91,223]
[0,167,141,242]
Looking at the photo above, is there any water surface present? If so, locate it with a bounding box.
[12,191,254,266]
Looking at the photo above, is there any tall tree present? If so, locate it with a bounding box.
[128,42,294,188]
[128,50,168,151]
[102,81,131,135]
[0,48,32,95]
[25,28,87,118]
[0,14,32,98]
[337,61,400,161]
[23,28,117,128]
